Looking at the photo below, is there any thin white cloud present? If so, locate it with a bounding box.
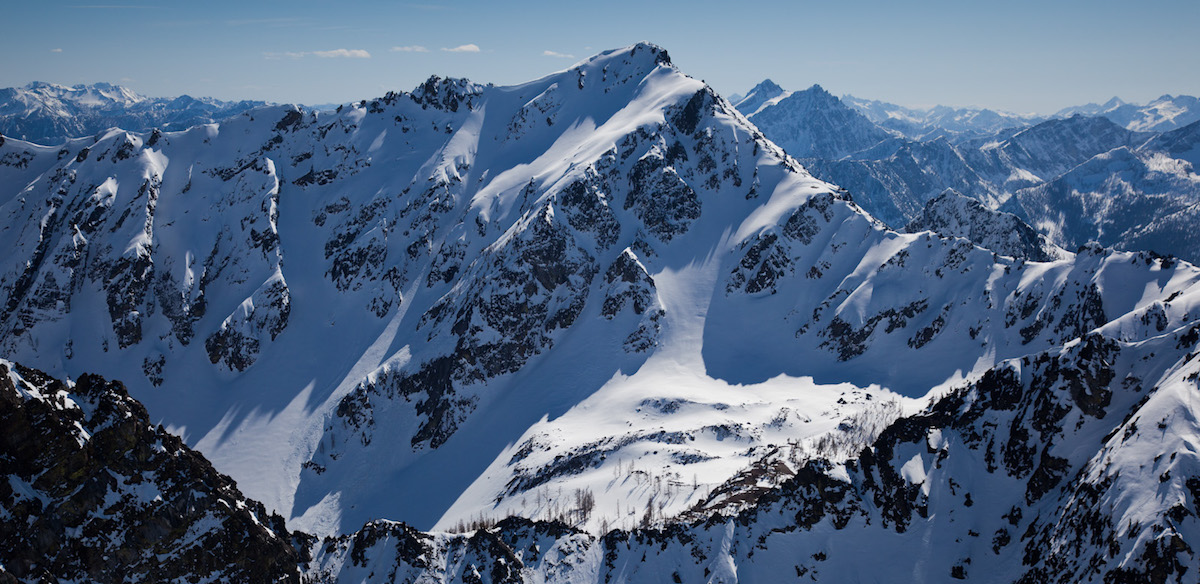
[543,50,575,59]
[441,44,480,53]
[391,45,430,53]
[264,49,371,60]
[50,48,63,53]
[313,49,371,59]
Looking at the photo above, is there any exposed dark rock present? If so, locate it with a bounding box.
[626,153,700,241]
[820,299,929,361]
[0,362,301,583]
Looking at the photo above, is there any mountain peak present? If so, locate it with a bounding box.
[587,42,672,69]
[409,75,483,112]
[628,41,672,66]
[26,81,68,91]
[1101,96,1126,109]
[749,78,783,95]
[791,84,848,110]
[743,80,891,159]
[733,79,786,115]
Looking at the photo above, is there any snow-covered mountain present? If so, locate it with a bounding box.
[731,79,785,117]
[1012,145,1200,256]
[3,42,864,536]
[1142,119,1200,167]
[904,189,1068,262]
[4,43,1200,582]
[738,78,1198,139]
[312,312,1200,583]
[0,81,268,145]
[1055,96,1128,118]
[845,91,1200,138]
[772,115,1154,229]
[740,84,894,159]
[957,115,1155,198]
[798,136,998,226]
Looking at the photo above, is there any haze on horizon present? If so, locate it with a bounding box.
[3,0,1198,115]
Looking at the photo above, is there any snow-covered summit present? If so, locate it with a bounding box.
[1055,95,1128,117]
[742,83,895,159]
[733,78,785,116]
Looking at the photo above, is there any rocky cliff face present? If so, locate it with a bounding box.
[0,360,303,583]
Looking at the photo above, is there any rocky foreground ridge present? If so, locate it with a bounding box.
[0,359,304,582]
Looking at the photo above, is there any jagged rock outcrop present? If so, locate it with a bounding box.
[0,361,303,583]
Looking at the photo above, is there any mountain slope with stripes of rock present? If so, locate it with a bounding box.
[2,46,1200,584]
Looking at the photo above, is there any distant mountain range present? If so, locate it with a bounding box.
[734,81,1200,264]
[840,94,1043,142]
[0,81,269,145]
[1055,94,1200,132]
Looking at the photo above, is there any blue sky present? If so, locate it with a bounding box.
[4,0,1198,113]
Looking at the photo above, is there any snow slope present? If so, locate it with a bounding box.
[309,311,1200,583]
